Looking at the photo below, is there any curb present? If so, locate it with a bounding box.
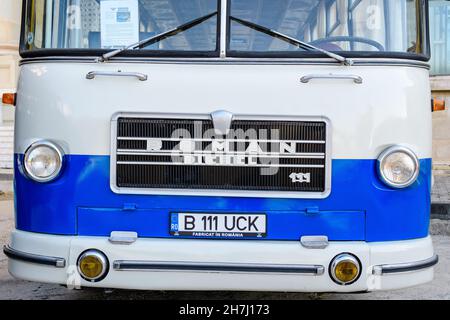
[0,169,13,182]
[430,219,450,236]
[0,173,13,181]
[431,204,450,220]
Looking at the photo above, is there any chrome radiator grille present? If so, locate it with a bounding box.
[111,114,329,196]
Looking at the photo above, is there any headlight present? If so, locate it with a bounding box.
[77,250,109,282]
[24,141,64,182]
[330,253,361,285]
[377,146,419,188]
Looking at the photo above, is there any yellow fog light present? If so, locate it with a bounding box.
[77,250,109,282]
[330,253,361,285]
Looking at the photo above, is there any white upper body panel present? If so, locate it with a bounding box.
[14,59,432,159]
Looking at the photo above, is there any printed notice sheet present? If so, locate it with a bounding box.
[100,0,139,48]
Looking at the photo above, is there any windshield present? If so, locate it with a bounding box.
[21,0,219,56]
[228,0,429,59]
[21,0,429,60]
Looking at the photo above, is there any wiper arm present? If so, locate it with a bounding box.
[100,11,218,62]
[230,16,353,66]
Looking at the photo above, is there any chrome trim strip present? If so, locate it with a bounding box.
[117,150,325,159]
[3,245,66,268]
[116,161,325,168]
[113,260,325,275]
[110,112,332,199]
[372,255,439,276]
[117,137,326,144]
[86,71,148,81]
[18,57,431,69]
[117,149,325,155]
[301,74,363,84]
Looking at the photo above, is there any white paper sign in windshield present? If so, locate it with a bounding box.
[100,0,139,49]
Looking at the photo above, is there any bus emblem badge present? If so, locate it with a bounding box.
[211,110,234,135]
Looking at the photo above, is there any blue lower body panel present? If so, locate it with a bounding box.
[14,154,432,242]
[77,207,366,240]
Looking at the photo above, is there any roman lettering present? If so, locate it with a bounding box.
[234,155,246,165]
[205,307,214,318]
[204,154,221,165]
[179,306,186,315]
[248,216,259,231]
[224,216,236,230]
[248,156,258,165]
[179,139,195,153]
[280,141,296,154]
[211,140,226,153]
[182,154,195,164]
[184,216,195,230]
[237,217,247,231]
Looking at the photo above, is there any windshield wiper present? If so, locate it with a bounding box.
[230,16,353,66]
[100,11,218,62]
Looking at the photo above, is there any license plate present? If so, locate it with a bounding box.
[170,213,267,238]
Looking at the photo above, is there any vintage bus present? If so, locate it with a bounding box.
[3,0,439,292]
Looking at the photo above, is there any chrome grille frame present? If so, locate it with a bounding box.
[110,112,332,199]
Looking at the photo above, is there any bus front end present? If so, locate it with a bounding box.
[5,0,438,292]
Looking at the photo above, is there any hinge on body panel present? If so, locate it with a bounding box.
[123,203,137,211]
[305,207,320,215]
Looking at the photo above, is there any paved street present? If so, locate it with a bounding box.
[432,175,450,204]
[1,199,449,300]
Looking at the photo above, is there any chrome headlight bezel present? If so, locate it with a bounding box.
[77,249,109,282]
[329,253,361,286]
[377,146,420,189]
[23,140,64,183]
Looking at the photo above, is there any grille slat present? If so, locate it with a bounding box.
[114,117,328,193]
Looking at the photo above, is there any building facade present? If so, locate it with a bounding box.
[0,0,20,169]
[429,0,450,164]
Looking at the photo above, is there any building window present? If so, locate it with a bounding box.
[429,0,450,75]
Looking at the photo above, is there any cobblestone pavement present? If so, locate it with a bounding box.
[1,200,450,300]
[432,175,450,204]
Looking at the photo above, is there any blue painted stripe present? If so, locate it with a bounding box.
[14,154,432,242]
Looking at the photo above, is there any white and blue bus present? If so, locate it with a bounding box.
[3,0,438,292]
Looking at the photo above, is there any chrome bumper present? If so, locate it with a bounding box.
[5,231,437,292]
[372,255,439,276]
[3,245,66,268]
[113,260,326,275]
[4,245,438,277]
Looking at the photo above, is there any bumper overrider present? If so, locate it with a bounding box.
[4,230,437,292]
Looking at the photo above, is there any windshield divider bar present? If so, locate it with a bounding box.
[220,0,228,58]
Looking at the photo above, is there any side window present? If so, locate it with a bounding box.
[304,25,311,42]
[326,0,339,36]
[349,0,386,51]
[429,0,450,75]
[25,0,46,50]
[317,1,327,39]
